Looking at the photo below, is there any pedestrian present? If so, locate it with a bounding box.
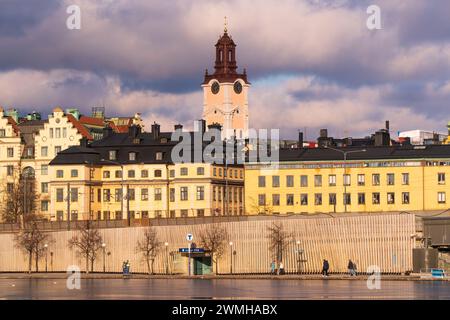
[348,260,354,276]
[279,261,285,275]
[352,262,357,276]
[270,261,276,275]
[322,259,329,277]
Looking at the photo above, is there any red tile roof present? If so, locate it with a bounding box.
[79,116,105,127]
[67,114,93,140]
[7,116,20,135]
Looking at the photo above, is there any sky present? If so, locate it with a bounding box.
[0,0,449,140]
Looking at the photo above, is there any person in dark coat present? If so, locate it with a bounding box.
[322,259,329,276]
[348,260,354,276]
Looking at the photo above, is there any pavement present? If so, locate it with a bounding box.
[0,272,439,281]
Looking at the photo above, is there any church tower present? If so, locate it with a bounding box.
[202,19,250,140]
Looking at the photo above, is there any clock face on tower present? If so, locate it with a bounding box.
[234,81,243,94]
[211,81,220,94]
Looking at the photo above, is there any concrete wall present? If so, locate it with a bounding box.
[0,213,415,274]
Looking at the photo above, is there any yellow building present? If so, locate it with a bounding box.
[245,145,450,215]
[49,124,244,221]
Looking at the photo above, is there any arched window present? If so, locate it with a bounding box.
[220,50,223,62]
[229,50,232,61]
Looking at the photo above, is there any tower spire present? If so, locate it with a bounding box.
[224,16,228,33]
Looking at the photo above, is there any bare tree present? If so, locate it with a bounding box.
[248,197,273,215]
[68,221,103,273]
[267,222,292,265]
[136,227,162,275]
[14,215,52,273]
[199,224,229,274]
[1,162,39,228]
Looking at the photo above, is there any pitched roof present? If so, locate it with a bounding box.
[6,116,20,135]
[78,116,105,127]
[66,114,93,141]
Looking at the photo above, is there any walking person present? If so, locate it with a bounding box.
[279,261,285,275]
[270,260,276,275]
[352,261,357,276]
[348,260,354,276]
[322,259,329,277]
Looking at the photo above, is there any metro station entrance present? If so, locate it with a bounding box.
[193,257,212,275]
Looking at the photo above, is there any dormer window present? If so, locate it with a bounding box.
[129,152,136,161]
[160,137,168,144]
[109,150,117,161]
[156,152,163,161]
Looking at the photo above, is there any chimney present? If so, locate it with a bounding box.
[102,126,113,138]
[151,122,160,140]
[320,129,328,138]
[79,137,89,148]
[128,125,141,138]
[174,124,183,131]
[298,131,304,148]
[385,120,390,131]
[194,119,206,134]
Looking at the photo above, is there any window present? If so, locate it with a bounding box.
[103,211,110,220]
[286,194,294,206]
[0,129,5,137]
[387,192,395,204]
[180,187,188,201]
[181,210,188,218]
[41,201,49,212]
[240,170,243,179]
[56,188,64,202]
[272,176,280,187]
[300,175,308,187]
[213,168,217,176]
[170,210,176,218]
[301,194,308,206]
[103,189,111,202]
[129,152,136,161]
[7,148,13,158]
[115,170,122,179]
[197,167,205,176]
[438,173,446,185]
[438,192,446,204]
[197,209,205,217]
[402,192,410,204]
[71,169,78,178]
[170,170,175,178]
[272,194,280,206]
[55,128,61,138]
[127,189,135,201]
[62,128,67,138]
[7,183,13,193]
[115,211,123,220]
[115,189,122,202]
[343,174,351,186]
[71,210,78,221]
[315,175,322,187]
[41,182,48,193]
[141,170,149,178]
[155,188,162,201]
[97,189,102,202]
[55,146,61,154]
[343,193,351,205]
[41,165,48,175]
[372,193,380,204]
[7,165,13,176]
[142,211,149,219]
[170,188,175,202]
[49,128,54,139]
[372,174,380,186]
[70,188,78,202]
[109,150,117,160]
[103,171,110,179]
[402,173,409,185]
[315,193,322,205]
[358,193,365,205]
[258,176,266,187]
[41,147,48,157]
[286,175,294,187]
[56,211,64,221]
[357,174,365,186]
[56,170,64,178]
[154,170,162,178]
[329,193,336,205]
[387,173,395,185]
[328,175,336,186]
[196,186,205,200]
[180,167,188,176]
[156,152,163,160]
[128,170,135,178]
[258,194,266,206]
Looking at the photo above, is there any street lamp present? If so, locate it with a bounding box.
[229,241,233,275]
[102,243,106,273]
[44,243,48,272]
[324,146,367,213]
[165,242,169,275]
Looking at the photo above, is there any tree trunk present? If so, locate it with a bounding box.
[35,253,39,272]
[91,258,94,273]
[28,251,32,274]
[86,256,89,274]
[151,259,154,275]
[146,259,151,275]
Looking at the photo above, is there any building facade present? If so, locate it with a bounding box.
[202,25,250,140]
[245,145,450,215]
[49,124,244,222]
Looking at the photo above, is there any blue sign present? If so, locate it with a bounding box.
[179,248,205,253]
